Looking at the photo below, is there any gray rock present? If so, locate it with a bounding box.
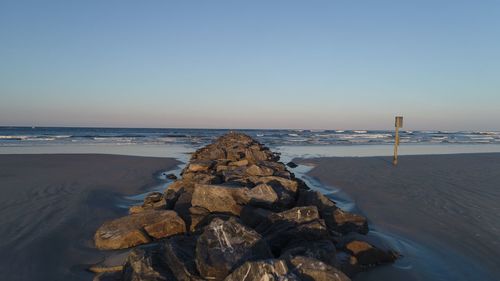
[280,239,337,267]
[224,259,301,281]
[240,206,274,229]
[288,256,351,281]
[164,236,205,281]
[166,173,178,180]
[256,206,321,233]
[196,218,272,280]
[296,190,336,211]
[261,215,329,255]
[122,245,173,281]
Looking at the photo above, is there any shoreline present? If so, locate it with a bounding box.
[0,154,180,281]
[296,153,500,280]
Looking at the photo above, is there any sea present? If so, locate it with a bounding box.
[2,126,500,159]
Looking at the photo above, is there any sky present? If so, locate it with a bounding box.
[0,0,499,130]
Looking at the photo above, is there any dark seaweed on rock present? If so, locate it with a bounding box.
[92,132,398,281]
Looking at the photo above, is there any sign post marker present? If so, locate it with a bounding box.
[393,116,403,166]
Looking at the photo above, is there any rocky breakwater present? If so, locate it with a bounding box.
[92,132,398,281]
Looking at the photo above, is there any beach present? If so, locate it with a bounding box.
[298,153,500,280]
[1,150,500,281]
[0,154,180,281]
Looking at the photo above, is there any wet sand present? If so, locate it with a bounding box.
[298,153,500,280]
[0,154,180,281]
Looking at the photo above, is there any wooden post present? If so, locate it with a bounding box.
[393,116,403,165]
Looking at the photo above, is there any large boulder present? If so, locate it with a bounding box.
[224,260,301,281]
[163,236,205,281]
[264,219,329,254]
[251,176,298,193]
[143,192,167,209]
[122,244,173,281]
[280,239,337,267]
[187,160,214,172]
[182,172,219,185]
[245,164,275,176]
[246,183,279,208]
[257,160,287,173]
[256,206,321,233]
[271,206,320,224]
[287,256,351,281]
[296,190,336,211]
[163,180,186,209]
[95,210,186,250]
[129,192,167,214]
[195,218,272,280]
[191,184,249,216]
[259,207,329,254]
[296,190,368,235]
[330,209,368,235]
[240,206,274,229]
[343,240,398,266]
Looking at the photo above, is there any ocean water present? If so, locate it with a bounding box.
[2,127,500,159]
[1,126,499,147]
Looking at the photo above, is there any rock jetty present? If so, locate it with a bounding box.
[93,132,398,281]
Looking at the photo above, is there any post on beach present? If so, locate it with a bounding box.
[393,116,403,166]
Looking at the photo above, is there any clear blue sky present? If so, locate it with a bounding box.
[1,0,499,130]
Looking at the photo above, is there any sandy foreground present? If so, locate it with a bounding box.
[298,153,500,280]
[0,154,180,281]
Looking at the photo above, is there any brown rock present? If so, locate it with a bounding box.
[331,209,368,235]
[245,164,274,176]
[228,159,248,167]
[247,183,279,207]
[216,165,229,173]
[142,192,167,211]
[95,210,186,250]
[344,240,398,266]
[129,205,145,215]
[191,184,249,216]
[187,161,213,172]
[257,160,287,173]
[252,176,298,193]
[182,172,219,185]
[296,190,368,235]
[288,256,351,281]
